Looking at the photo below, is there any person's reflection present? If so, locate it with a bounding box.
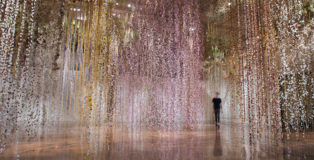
[104,126,113,159]
[213,129,223,157]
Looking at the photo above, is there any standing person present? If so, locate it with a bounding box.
[212,92,222,126]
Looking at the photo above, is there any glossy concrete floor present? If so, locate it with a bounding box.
[1,122,314,160]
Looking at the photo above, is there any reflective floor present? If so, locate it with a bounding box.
[1,122,314,160]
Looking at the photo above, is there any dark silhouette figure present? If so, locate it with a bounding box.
[212,92,222,126]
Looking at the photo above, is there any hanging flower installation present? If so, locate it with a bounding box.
[0,0,313,154]
[274,0,313,133]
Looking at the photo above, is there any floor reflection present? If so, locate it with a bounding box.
[213,129,222,157]
[0,122,314,160]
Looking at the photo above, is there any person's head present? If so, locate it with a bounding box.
[215,92,220,97]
